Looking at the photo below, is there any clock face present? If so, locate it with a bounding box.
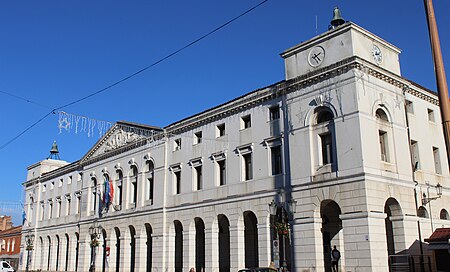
[372,44,383,64]
[308,46,325,67]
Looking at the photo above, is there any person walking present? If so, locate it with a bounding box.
[331,245,341,272]
[189,268,195,272]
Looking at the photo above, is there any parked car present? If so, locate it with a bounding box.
[238,268,277,272]
[0,261,14,272]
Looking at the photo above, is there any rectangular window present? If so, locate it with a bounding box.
[269,105,280,120]
[433,147,441,174]
[174,171,181,194]
[57,198,61,217]
[241,115,251,129]
[194,131,202,144]
[66,196,71,216]
[271,145,283,175]
[49,202,53,219]
[379,130,389,162]
[218,160,226,186]
[195,165,202,190]
[243,153,253,181]
[411,140,420,170]
[76,194,81,214]
[217,124,226,137]
[174,138,182,151]
[68,175,72,184]
[320,133,333,165]
[148,177,154,204]
[405,100,414,114]
[428,108,435,122]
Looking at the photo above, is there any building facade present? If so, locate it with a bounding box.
[0,217,21,271]
[21,22,450,272]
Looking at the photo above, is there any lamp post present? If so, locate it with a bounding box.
[421,182,443,231]
[269,194,297,272]
[89,222,102,272]
[25,230,34,272]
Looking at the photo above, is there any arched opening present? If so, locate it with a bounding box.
[218,214,230,272]
[321,200,342,272]
[384,198,402,256]
[116,170,123,209]
[376,108,389,121]
[130,166,138,208]
[195,218,205,272]
[47,236,51,271]
[418,206,429,218]
[102,229,107,272]
[56,235,60,271]
[91,177,98,214]
[146,161,155,204]
[129,225,136,272]
[440,209,449,220]
[65,234,69,271]
[114,227,121,272]
[174,220,183,272]
[244,211,259,268]
[39,237,44,269]
[316,107,334,124]
[313,106,337,170]
[145,223,153,271]
[75,233,79,271]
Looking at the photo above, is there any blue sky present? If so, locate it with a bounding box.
[0,1,449,225]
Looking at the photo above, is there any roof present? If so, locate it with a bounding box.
[425,228,450,243]
[0,226,22,237]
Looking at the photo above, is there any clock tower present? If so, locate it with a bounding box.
[280,9,401,80]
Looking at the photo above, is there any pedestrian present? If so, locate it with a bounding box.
[331,245,341,272]
[189,267,195,272]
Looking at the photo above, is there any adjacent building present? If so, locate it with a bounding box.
[0,216,21,270]
[21,19,449,272]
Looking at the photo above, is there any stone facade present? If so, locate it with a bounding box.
[21,22,450,272]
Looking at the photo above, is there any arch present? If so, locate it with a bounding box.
[321,200,342,272]
[243,211,259,268]
[315,106,335,124]
[174,220,183,272]
[145,160,155,204]
[75,233,80,271]
[55,235,60,271]
[114,227,121,272]
[47,236,52,271]
[65,233,70,271]
[144,223,153,272]
[376,108,389,122]
[39,237,44,269]
[91,177,98,213]
[417,206,428,218]
[129,225,136,272]
[195,218,206,272]
[101,228,107,272]
[305,103,339,127]
[384,198,402,256]
[218,214,230,272]
[439,209,449,220]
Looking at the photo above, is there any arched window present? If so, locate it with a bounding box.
[145,161,155,204]
[417,206,428,218]
[376,108,391,162]
[116,170,123,210]
[313,106,336,170]
[130,166,138,208]
[91,178,97,213]
[440,209,449,220]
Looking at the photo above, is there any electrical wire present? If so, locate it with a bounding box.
[0,0,270,151]
[0,89,52,110]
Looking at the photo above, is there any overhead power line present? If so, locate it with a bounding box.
[0,0,270,151]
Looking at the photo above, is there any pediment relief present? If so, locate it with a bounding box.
[82,122,162,162]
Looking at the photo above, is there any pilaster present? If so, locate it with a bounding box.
[230,224,245,270]
[205,227,219,272]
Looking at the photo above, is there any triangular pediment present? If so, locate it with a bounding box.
[81,121,163,162]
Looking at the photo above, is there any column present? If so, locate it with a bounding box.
[257,221,271,267]
[184,228,196,270]
[59,238,68,271]
[205,227,219,272]
[292,216,324,272]
[341,211,389,272]
[164,232,175,272]
[77,238,91,272]
[134,235,147,271]
[120,236,131,271]
[229,224,245,271]
[109,237,118,272]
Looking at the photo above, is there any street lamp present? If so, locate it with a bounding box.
[25,230,34,272]
[422,182,443,231]
[89,222,102,272]
[269,195,297,272]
